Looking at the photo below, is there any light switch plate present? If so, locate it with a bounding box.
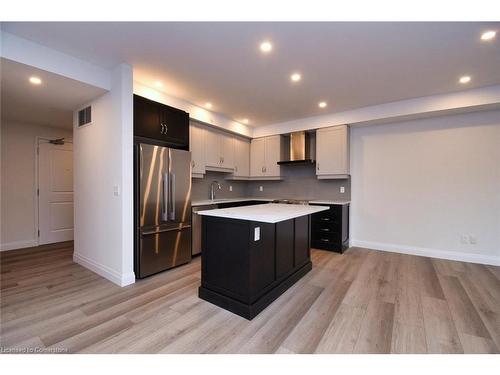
[340,186,345,194]
[259,186,263,192]
[229,185,233,192]
[254,227,260,241]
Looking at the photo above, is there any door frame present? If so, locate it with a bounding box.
[34,136,74,246]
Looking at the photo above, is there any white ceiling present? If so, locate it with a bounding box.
[2,22,499,126]
[1,58,106,129]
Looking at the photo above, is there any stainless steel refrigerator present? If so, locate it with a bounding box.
[136,143,192,278]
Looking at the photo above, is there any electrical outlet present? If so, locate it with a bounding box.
[469,235,477,244]
[460,235,469,244]
[113,184,120,197]
[340,186,345,194]
[259,186,264,192]
[254,227,261,241]
[229,185,233,192]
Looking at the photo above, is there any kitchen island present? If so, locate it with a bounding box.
[197,203,329,319]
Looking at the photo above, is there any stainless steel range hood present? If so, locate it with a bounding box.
[277,131,315,165]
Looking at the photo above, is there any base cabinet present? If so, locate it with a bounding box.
[199,215,312,319]
[311,204,349,253]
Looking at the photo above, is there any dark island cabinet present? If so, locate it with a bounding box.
[311,204,349,253]
[134,94,189,149]
[200,215,312,319]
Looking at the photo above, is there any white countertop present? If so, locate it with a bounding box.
[192,197,274,207]
[192,197,350,207]
[197,203,329,223]
[309,200,350,205]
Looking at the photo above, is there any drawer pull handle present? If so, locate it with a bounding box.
[321,238,329,242]
[320,218,330,221]
[321,228,330,232]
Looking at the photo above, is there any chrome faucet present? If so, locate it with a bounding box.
[209,180,222,200]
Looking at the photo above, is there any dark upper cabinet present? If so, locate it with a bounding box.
[134,95,189,149]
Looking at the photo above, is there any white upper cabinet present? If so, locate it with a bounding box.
[250,137,266,177]
[189,122,205,178]
[204,128,222,168]
[204,128,234,171]
[316,125,350,179]
[220,133,235,169]
[250,135,283,179]
[232,137,250,178]
[263,135,282,177]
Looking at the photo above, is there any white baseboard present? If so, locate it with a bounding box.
[349,239,500,266]
[73,252,135,287]
[0,239,38,252]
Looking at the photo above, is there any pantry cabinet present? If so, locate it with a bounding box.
[316,125,350,179]
[250,135,284,179]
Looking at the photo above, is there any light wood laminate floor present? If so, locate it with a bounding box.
[1,242,499,354]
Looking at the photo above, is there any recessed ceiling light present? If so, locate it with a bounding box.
[241,118,249,124]
[318,101,327,108]
[290,73,302,82]
[481,30,497,41]
[459,76,471,84]
[29,76,42,85]
[154,81,163,88]
[260,41,273,53]
[205,102,213,109]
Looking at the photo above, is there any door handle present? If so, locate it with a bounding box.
[163,172,169,221]
[141,224,192,236]
[170,173,176,221]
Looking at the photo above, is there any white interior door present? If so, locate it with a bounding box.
[38,139,74,245]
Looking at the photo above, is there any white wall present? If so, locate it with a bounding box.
[73,64,135,287]
[0,121,72,250]
[350,109,500,265]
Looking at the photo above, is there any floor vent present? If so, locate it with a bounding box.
[78,106,92,127]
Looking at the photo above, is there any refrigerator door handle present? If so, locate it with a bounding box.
[141,225,191,236]
[170,173,176,221]
[163,172,169,221]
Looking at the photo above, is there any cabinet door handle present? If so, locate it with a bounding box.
[317,162,320,171]
[191,160,195,168]
[261,166,264,173]
[235,166,238,172]
[222,157,224,163]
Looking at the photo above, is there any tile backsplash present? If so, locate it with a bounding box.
[192,165,350,201]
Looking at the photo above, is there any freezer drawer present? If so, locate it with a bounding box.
[138,226,192,278]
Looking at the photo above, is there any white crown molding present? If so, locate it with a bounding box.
[133,81,252,137]
[350,239,500,266]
